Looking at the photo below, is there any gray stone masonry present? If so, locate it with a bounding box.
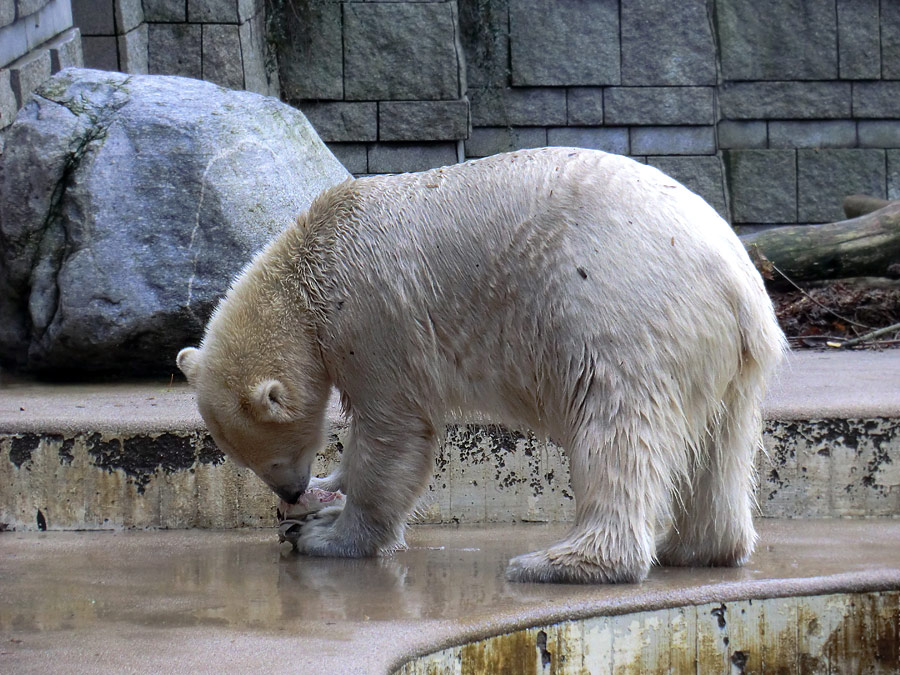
[0,68,17,130]
[0,0,82,134]
[188,0,240,23]
[883,0,900,79]
[797,149,886,223]
[630,126,716,156]
[71,0,115,35]
[367,142,459,174]
[299,102,378,143]
[68,0,274,97]
[647,155,728,219]
[327,143,368,175]
[344,2,461,101]
[716,0,837,80]
[276,0,342,101]
[143,0,185,22]
[726,150,797,224]
[768,121,857,150]
[117,23,147,73]
[509,0,619,86]
[189,0,265,24]
[717,121,767,149]
[465,127,547,158]
[81,36,118,70]
[18,0,52,17]
[2,0,75,68]
[853,81,900,119]
[72,0,144,71]
[379,100,469,142]
[457,0,508,88]
[861,122,900,149]
[148,23,201,79]
[12,0,899,228]
[566,88,603,125]
[547,127,629,156]
[8,48,51,108]
[837,0,880,80]
[115,0,142,33]
[469,86,566,127]
[1,2,15,27]
[719,82,851,120]
[604,87,715,126]
[223,0,898,223]
[46,27,83,72]
[620,0,716,85]
[201,23,243,89]
[238,12,270,95]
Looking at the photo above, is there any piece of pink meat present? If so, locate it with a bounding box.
[278,488,345,520]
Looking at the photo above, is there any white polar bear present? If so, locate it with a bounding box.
[177,148,786,584]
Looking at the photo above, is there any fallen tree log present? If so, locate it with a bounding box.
[739,201,900,287]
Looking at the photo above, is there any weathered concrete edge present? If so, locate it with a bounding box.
[394,589,900,674]
[2,413,897,528]
[385,573,900,674]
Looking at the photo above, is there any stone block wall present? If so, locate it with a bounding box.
[13,1,900,229]
[277,0,898,228]
[272,0,469,175]
[71,0,277,96]
[459,0,728,216]
[0,0,83,136]
[717,0,900,227]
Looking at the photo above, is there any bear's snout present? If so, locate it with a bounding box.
[274,485,306,505]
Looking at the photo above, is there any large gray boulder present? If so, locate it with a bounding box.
[0,68,350,378]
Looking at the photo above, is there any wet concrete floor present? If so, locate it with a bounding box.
[2,520,899,674]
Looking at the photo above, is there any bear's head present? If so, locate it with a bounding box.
[176,302,331,504]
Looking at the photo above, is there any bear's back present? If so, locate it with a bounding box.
[306,148,771,426]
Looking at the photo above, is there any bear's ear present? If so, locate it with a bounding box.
[176,347,202,383]
[249,379,295,423]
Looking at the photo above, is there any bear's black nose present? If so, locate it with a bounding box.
[276,486,304,504]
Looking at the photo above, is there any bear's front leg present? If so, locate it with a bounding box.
[307,468,344,493]
[293,414,437,557]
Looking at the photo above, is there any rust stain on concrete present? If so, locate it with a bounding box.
[399,592,900,674]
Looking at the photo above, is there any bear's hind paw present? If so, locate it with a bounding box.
[505,549,647,584]
[656,538,753,568]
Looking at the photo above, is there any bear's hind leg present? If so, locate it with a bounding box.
[506,420,667,584]
[657,381,761,568]
[296,414,436,557]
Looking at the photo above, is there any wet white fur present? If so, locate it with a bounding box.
[178,147,786,584]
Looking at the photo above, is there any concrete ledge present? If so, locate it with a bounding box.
[1,351,898,529]
[1,520,898,673]
[402,590,900,673]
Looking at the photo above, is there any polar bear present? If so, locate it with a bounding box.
[177,148,785,584]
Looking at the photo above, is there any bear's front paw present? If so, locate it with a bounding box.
[294,505,345,555]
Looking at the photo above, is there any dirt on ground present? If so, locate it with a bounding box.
[770,280,900,349]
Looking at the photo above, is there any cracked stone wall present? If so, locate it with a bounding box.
[0,0,83,136]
